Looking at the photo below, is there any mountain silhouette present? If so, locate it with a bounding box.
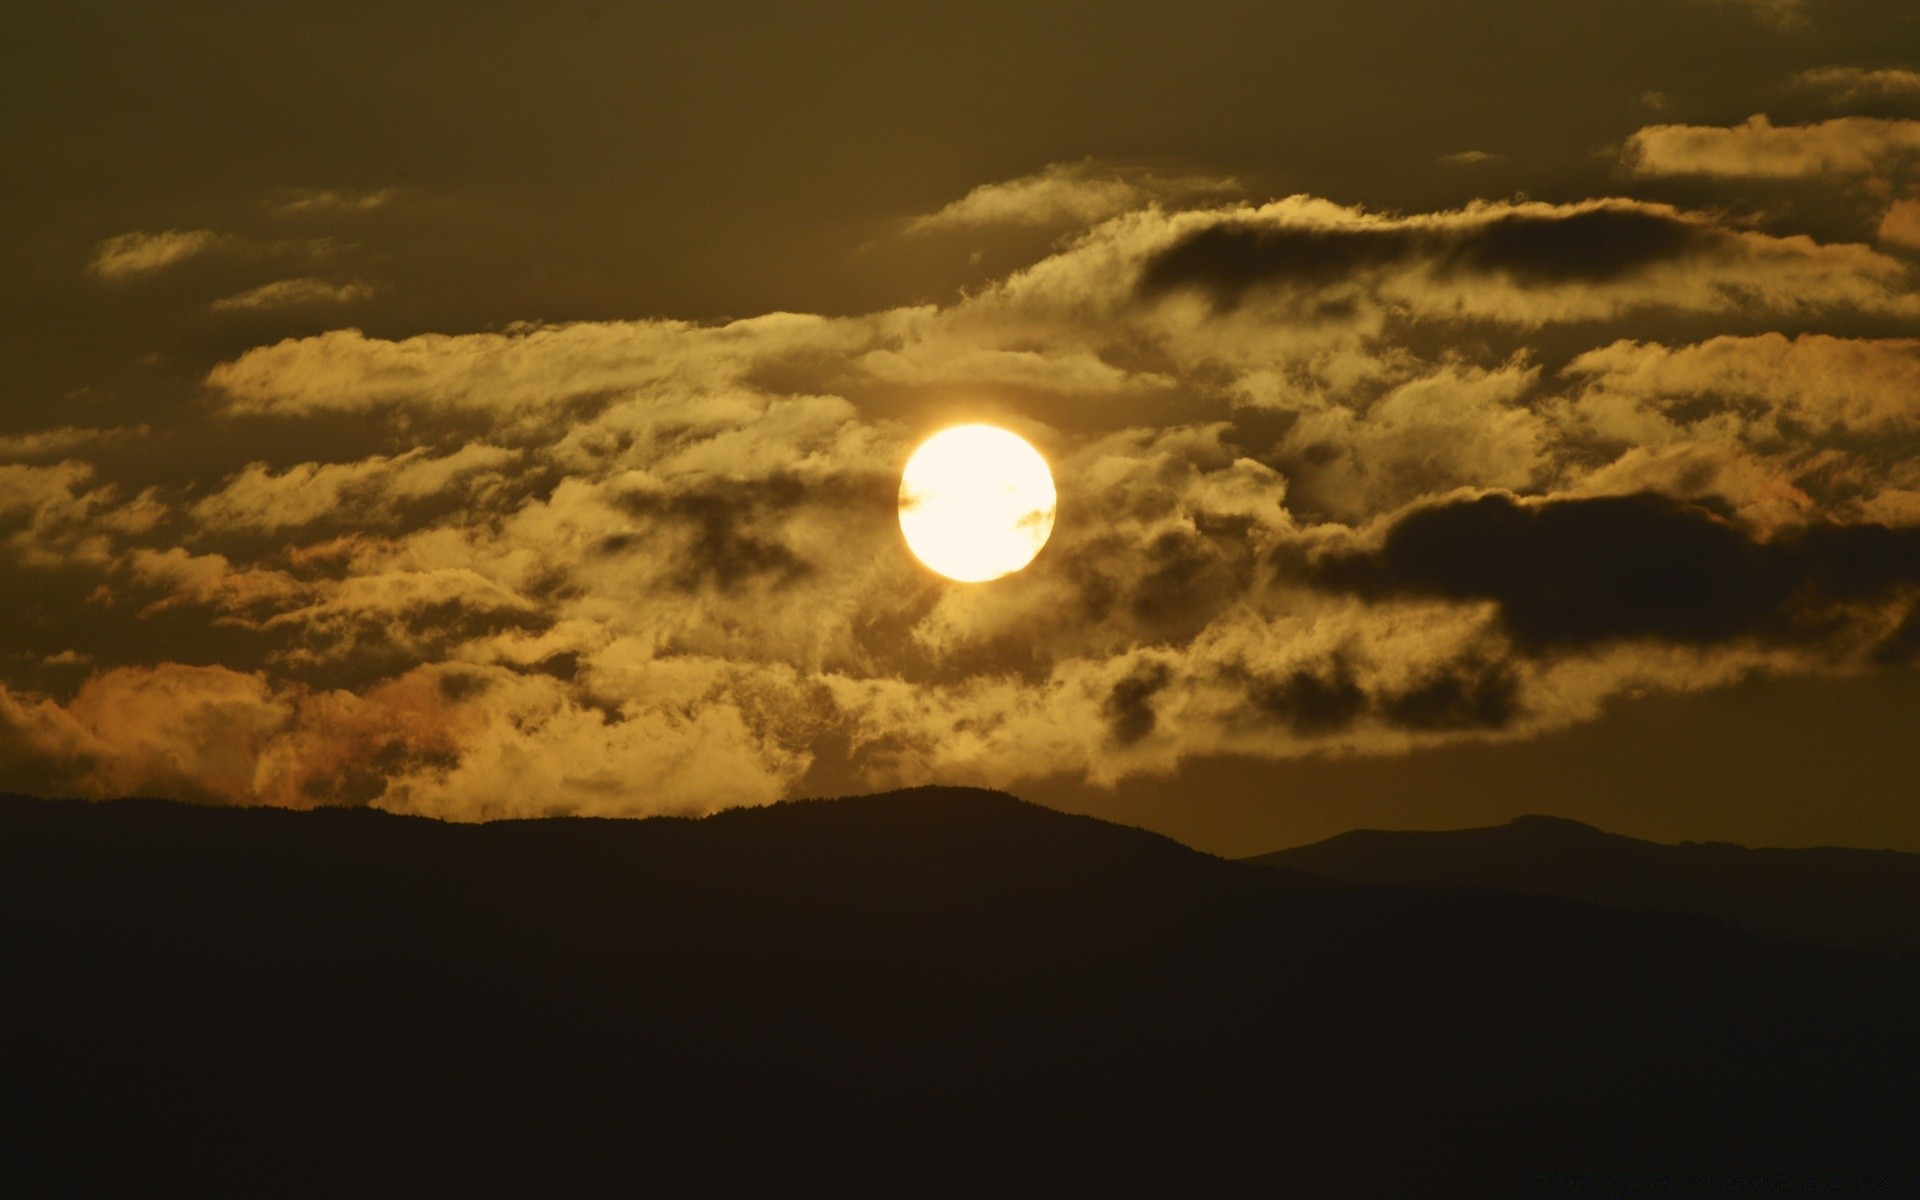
[1249,815,1920,956]
[3,790,1917,1194]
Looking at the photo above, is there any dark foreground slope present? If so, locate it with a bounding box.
[1250,816,1920,956]
[3,791,1917,1195]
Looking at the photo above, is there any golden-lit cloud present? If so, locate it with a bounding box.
[0,426,145,463]
[210,277,375,313]
[904,161,1238,235]
[1563,334,1920,437]
[268,186,397,216]
[1881,200,1920,251]
[1625,114,1920,178]
[9,162,1920,820]
[86,229,223,280]
[1793,66,1920,103]
[191,445,518,533]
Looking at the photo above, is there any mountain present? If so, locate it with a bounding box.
[3,790,1918,1194]
[1248,815,1920,956]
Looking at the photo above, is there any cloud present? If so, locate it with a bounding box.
[1268,360,1550,522]
[1562,333,1920,438]
[905,161,1238,235]
[1881,199,1920,250]
[0,426,144,463]
[124,548,312,621]
[260,569,552,671]
[1312,491,1920,654]
[1127,196,1915,324]
[207,312,879,418]
[0,664,293,804]
[11,172,1920,814]
[0,661,802,817]
[191,445,518,533]
[270,187,397,215]
[1793,66,1920,103]
[1624,114,1920,178]
[1139,201,1705,298]
[0,461,164,568]
[87,229,221,280]
[1439,150,1505,166]
[1545,333,1920,528]
[210,277,374,313]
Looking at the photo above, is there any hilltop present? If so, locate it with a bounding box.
[3,790,1916,1193]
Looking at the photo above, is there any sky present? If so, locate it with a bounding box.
[4,0,1920,854]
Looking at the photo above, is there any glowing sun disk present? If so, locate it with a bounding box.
[898,425,1056,582]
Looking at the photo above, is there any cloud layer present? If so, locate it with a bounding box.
[9,132,1920,821]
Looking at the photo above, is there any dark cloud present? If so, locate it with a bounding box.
[1379,659,1522,731]
[611,473,893,594]
[1236,653,1520,735]
[1136,205,1714,311]
[1874,609,1920,665]
[1313,491,1920,652]
[1244,658,1369,735]
[1104,660,1172,747]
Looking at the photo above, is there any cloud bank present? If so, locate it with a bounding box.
[9,154,1920,819]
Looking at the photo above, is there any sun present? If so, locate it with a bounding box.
[898,425,1057,583]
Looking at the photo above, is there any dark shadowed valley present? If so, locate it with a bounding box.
[3,790,1917,1194]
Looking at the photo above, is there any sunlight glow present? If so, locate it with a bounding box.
[898,425,1057,583]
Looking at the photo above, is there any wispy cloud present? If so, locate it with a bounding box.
[87,229,222,280]
[0,426,145,463]
[209,277,374,313]
[905,161,1237,235]
[270,187,397,216]
[1793,66,1920,103]
[1625,114,1920,178]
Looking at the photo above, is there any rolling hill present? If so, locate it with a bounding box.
[3,790,1916,1194]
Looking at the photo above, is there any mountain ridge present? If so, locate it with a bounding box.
[1249,813,1920,955]
[4,789,1918,1191]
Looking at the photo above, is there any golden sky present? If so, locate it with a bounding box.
[3,0,1919,852]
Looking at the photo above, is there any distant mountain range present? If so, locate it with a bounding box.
[3,791,1917,1193]
[1249,815,1920,956]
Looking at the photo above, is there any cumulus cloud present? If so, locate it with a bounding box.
[904,160,1238,235]
[1550,333,1920,527]
[210,277,374,313]
[87,229,222,280]
[0,662,800,817]
[10,176,1920,816]
[1563,333,1920,437]
[1881,199,1920,250]
[1624,114,1920,178]
[1268,361,1549,522]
